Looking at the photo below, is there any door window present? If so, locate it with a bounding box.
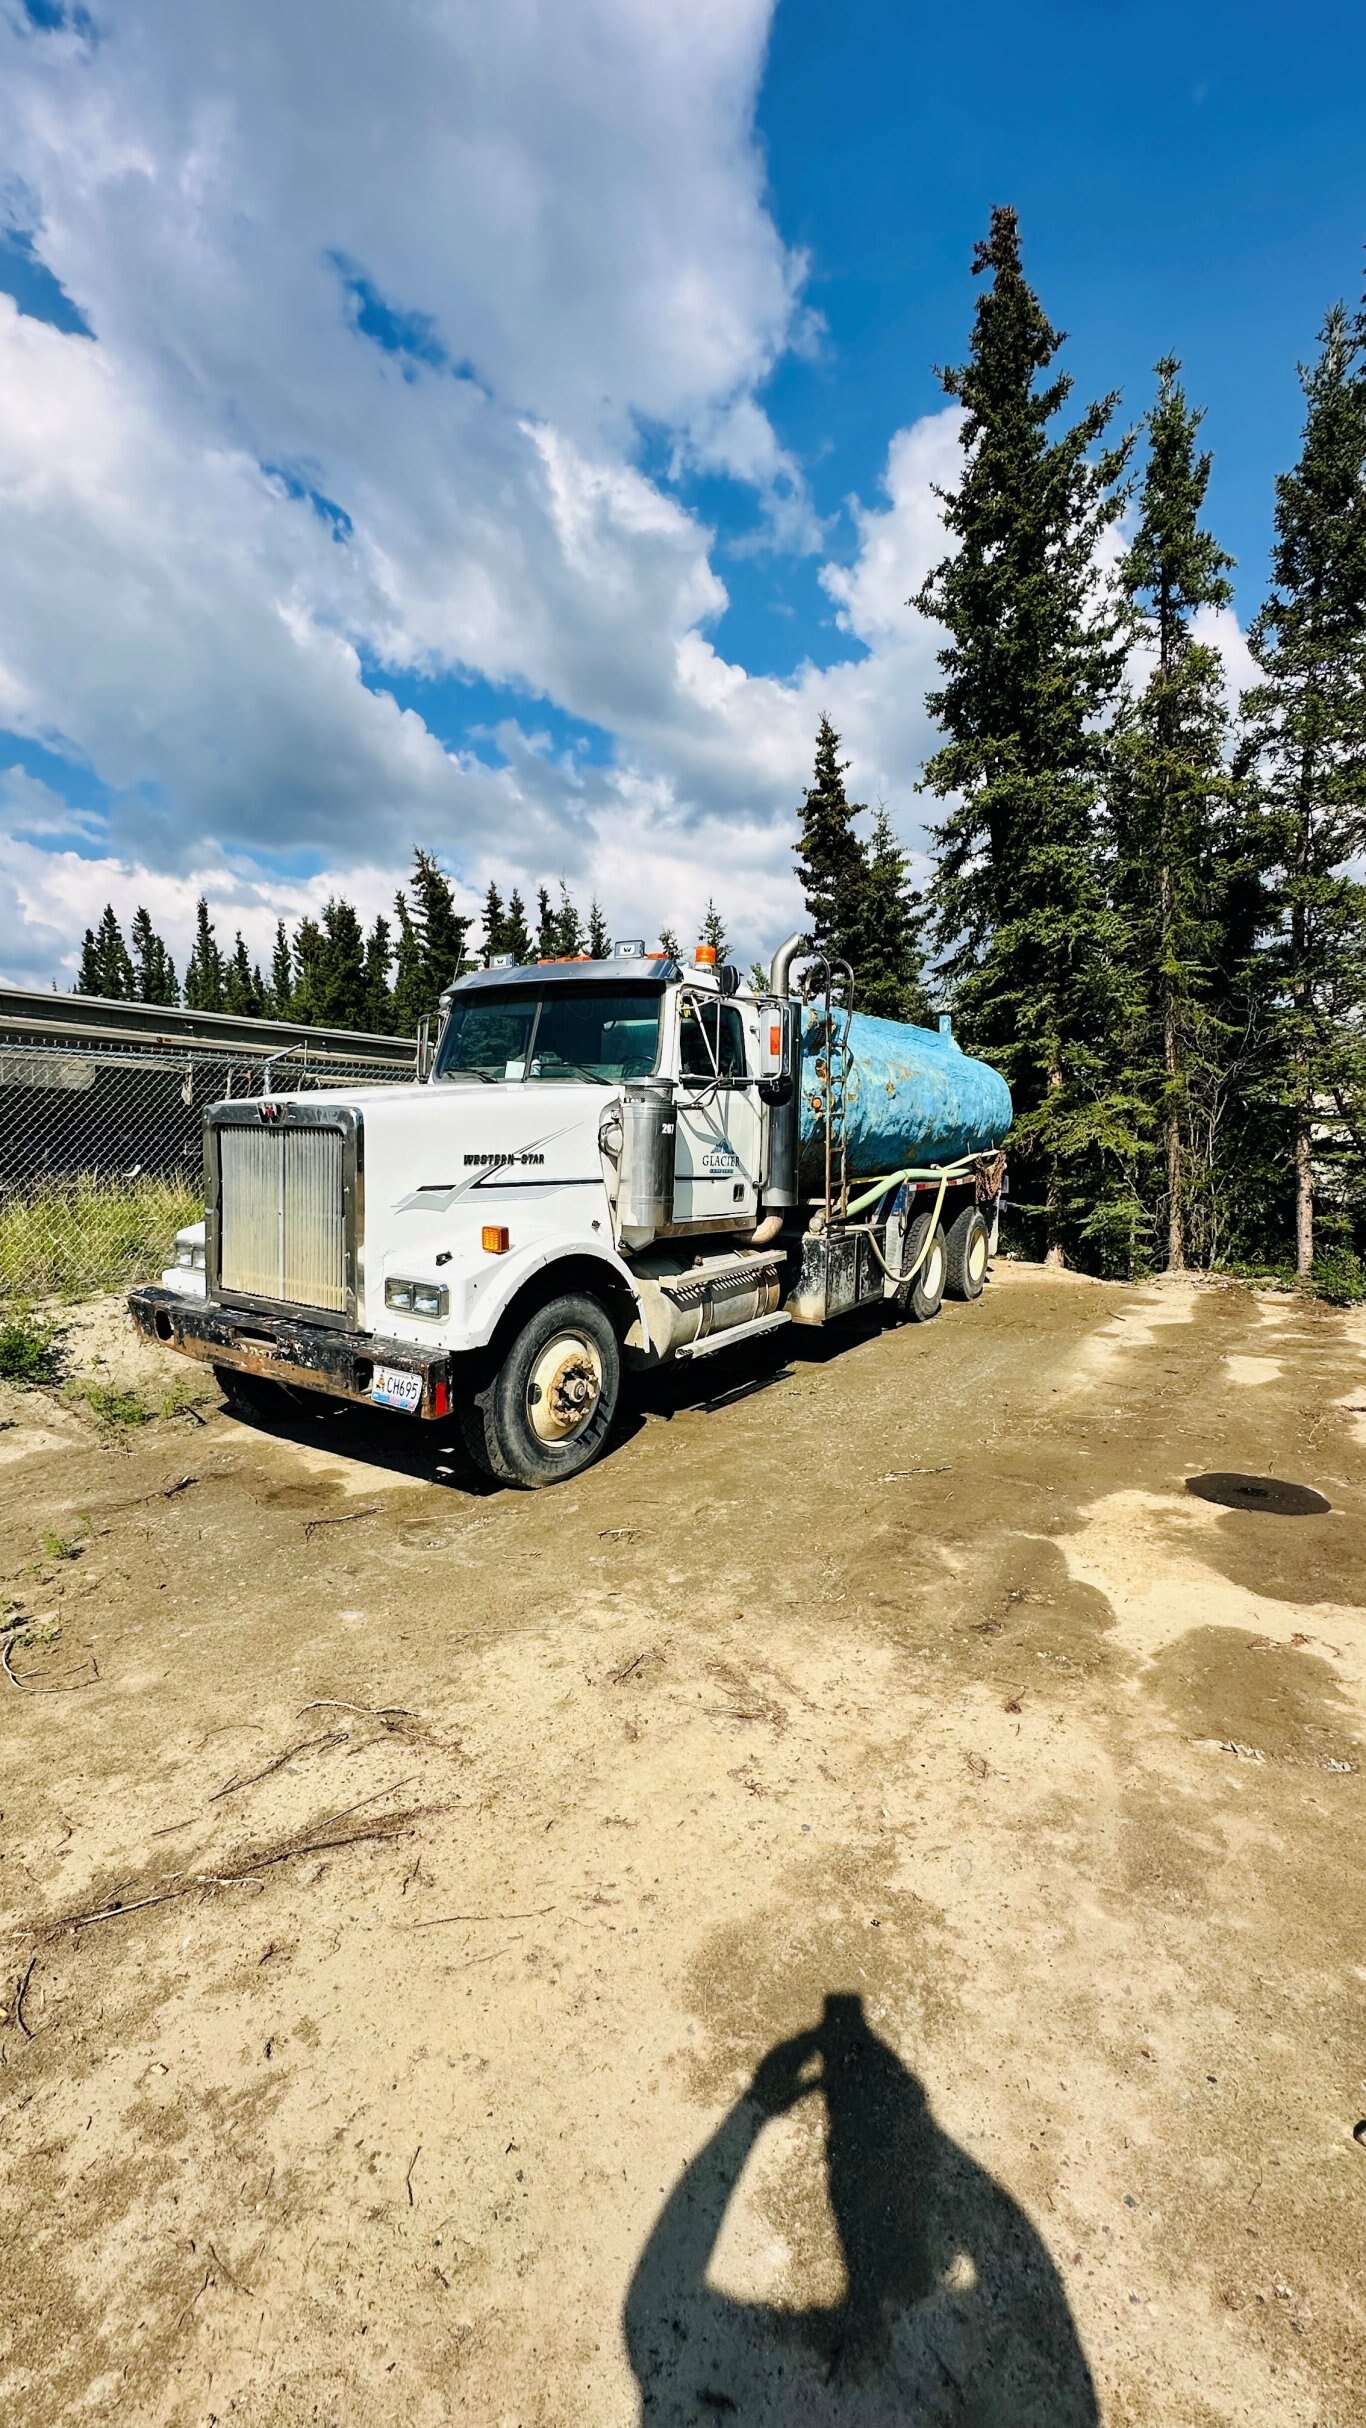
[678,996,747,1083]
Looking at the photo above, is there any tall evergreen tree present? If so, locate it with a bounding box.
[536,885,556,959]
[859,808,931,1024]
[408,850,469,992]
[306,898,368,1027]
[1238,300,1366,1277]
[223,933,265,1017]
[129,906,179,1005]
[656,926,681,961]
[552,881,585,957]
[268,920,294,1020]
[183,897,226,1012]
[290,915,324,1024]
[1114,358,1239,1271]
[700,899,728,965]
[362,915,395,1032]
[915,205,1135,1267]
[390,851,467,1032]
[75,904,135,998]
[504,889,533,964]
[794,715,868,974]
[482,881,507,960]
[588,897,610,959]
[390,893,426,1037]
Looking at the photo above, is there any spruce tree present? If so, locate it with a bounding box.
[1239,300,1366,1278]
[75,904,135,998]
[75,928,102,995]
[1114,358,1238,1271]
[268,920,294,1020]
[390,852,467,1031]
[290,916,324,1025]
[363,915,394,1032]
[859,809,931,1024]
[390,894,426,1037]
[223,933,265,1017]
[535,886,556,959]
[312,898,368,1028]
[552,882,585,957]
[794,715,868,974]
[916,205,1135,1267]
[482,882,507,960]
[129,907,178,1005]
[657,927,681,961]
[588,897,610,959]
[183,898,226,1012]
[504,889,533,964]
[408,850,469,992]
[700,899,728,965]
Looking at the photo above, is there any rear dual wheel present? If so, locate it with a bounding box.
[895,1213,948,1322]
[945,1204,991,1301]
[460,1292,621,1488]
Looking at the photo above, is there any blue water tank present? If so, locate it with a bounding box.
[797,1005,1011,1190]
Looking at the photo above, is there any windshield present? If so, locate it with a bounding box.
[434,984,663,1084]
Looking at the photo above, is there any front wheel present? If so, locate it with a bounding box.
[459,1292,621,1488]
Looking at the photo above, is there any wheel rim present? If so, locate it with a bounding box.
[526,1330,604,1444]
[923,1239,945,1299]
[968,1227,988,1283]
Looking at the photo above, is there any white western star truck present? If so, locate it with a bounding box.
[130,936,1012,1487]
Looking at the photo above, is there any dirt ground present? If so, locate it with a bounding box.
[1,1262,1363,2427]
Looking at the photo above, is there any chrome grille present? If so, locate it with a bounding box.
[218,1124,348,1312]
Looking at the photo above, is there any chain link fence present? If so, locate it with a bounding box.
[0,989,417,1302]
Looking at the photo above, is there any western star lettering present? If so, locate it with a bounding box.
[464,1151,547,1166]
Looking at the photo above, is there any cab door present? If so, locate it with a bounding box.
[671,990,763,1225]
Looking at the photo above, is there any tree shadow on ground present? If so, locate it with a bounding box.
[625,1994,1098,2426]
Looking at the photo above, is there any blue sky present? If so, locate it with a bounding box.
[0,0,1361,982]
[717,0,1366,662]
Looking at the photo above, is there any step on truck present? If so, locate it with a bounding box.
[129,935,1012,1488]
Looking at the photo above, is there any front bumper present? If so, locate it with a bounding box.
[128,1286,453,1419]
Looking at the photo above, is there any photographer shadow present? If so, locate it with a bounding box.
[625,1994,1098,2425]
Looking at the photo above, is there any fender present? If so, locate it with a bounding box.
[446,1231,652,1354]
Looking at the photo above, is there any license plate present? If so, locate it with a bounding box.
[371,1364,423,1414]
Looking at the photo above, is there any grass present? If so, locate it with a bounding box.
[0,1173,201,1305]
[76,1382,155,1431]
[0,1307,59,1384]
[40,1530,81,1563]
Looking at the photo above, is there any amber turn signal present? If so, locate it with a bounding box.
[481,1224,511,1254]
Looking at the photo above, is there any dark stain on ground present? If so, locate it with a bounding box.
[1145,1624,1361,1770]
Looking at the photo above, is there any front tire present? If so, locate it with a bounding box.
[945,1204,991,1300]
[460,1292,621,1488]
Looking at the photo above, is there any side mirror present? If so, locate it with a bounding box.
[416,1014,434,1083]
[757,997,797,1082]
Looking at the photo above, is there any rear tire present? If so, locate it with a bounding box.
[460,1292,621,1488]
[896,1214,947,1323]
[945,1204,991,1300]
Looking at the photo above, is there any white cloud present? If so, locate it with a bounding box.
[0,3,1257,992]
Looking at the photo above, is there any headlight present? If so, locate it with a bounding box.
[175,1241,206,1271]
[386,1278,448,1320]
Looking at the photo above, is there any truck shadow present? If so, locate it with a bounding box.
[625,1993,1099,2426]
[210,1311,896,1491]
